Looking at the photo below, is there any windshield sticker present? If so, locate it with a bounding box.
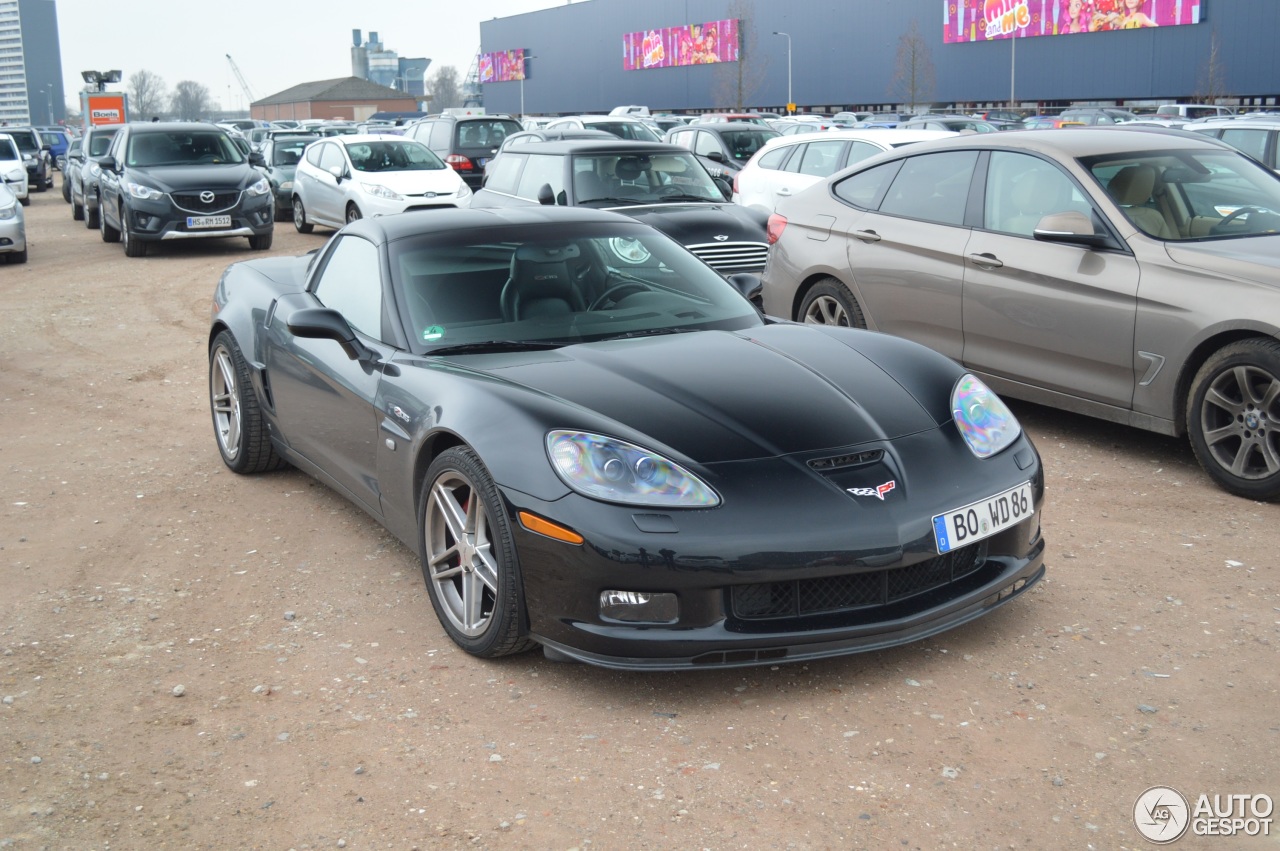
[423,325,445,342]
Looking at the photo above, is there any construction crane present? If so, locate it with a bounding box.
[226,54,258,107]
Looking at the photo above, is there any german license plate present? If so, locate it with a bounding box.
[933,482,1032,554]
[187,215,231,229]
[475,157,489,167]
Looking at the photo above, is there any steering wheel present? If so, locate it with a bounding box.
[588,281,651,310]
[655,184,684,196]
[1211,205,1265,235]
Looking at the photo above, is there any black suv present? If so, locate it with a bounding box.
[472,140,770,275]
[96,122,274,257]
[403,115,523,190]
[8,127,51,191]
[662,122,781,180]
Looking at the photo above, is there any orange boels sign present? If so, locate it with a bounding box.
[86,95,127,126]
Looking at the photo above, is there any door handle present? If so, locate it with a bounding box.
[853,229,881,243]
[968,252,1004,269]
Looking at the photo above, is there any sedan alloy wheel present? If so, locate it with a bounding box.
[799,277,866,329]
[1188,339,1280,500]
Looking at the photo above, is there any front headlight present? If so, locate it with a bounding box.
[245,177,271,196]
[0,204,16,220]
[89,163,101,178]
[126,181,165,200]
[547,430,720,507]
[952,374,1021,458]
[454,181,471,198]
[278,179,293,192]
[361,182,403,201]
[4,169,22,182]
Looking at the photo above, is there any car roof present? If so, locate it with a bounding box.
[503,140,689,155]
[761,128,958,149]
[344,205,641,243]
[888,127,1240,159]
[1192,117,1280,130]
[318,133,424,145]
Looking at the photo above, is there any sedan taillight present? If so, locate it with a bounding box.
[766,214,788,245]
[445,154,474,171]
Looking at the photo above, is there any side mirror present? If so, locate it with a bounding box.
[327,165,344,182]
[536,183,555,206]
[726,273,763,304]
[713,175,733,201]
[706,150,726,164]
[1033,211,1111,248]
[287,307,378,363]
[248,151,265,167]
[96,156,118,173]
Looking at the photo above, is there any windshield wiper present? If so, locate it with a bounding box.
[582,197,644,206]
[606,327,702,341]
[655,193,717,203]
[426,340,569,356]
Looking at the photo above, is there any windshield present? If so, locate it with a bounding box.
[570,152,724,205]
[719,128,782,161]
[12,131,38,153]
[88,128,119,157]
[586,121,662,142]
[126,130,245,167]
[271,137,315,167]
[1084,149,1280,241]
[389,222,761,352]
[0,139,17,161]
[344,139,445,172]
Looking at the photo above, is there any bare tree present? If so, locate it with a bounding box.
[1195,28,1230,105]
[128,69,168,120]
[888,18,936,113]
[427,66,462,111]
[711,2,770,110]
[171,81,213,121]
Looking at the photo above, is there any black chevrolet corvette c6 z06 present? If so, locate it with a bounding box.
[207,206,1046,670]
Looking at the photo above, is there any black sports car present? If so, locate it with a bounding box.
[208,207,1046,670]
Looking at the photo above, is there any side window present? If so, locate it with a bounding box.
[782,143,807,173]
[1221,129,1270,163]
[668,130,690,148]
[797,139,846,177]
[312,236,383,341]
[755,145,790,170]
[833,161,902,209]
[516,154,565,201]
[984,151,1091,237]
[878,151,978,226]
[305,141,324,167]
[694,132,720,158]
[487,153,527,194]
[318,143,346,173]
[428,121,451,151]
[844,141,884,168]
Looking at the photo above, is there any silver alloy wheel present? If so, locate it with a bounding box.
[346,204,362,223]
[210,344,242,461]
[293,200,306,229]
[425,472,498,637]
[1199,364,1280,479]
[804,294,849,326]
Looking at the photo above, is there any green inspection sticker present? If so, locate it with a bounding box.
[423,325,445,342]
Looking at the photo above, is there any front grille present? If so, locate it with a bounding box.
[687,241,769,273]
[731,541,989,620]
[172,191,241,215]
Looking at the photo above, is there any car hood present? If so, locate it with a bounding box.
[352,168,464,195]
[609,202,767,245]
[129,164,260,192]
[469,324,949,464]
[1165,237,1280,286]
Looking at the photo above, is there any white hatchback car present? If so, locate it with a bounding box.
[0,182,27,263]
[0,134,30,206]
[733,129,956,215]
[292,134,471,231]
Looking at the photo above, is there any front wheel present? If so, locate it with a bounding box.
[1187,338,1280,501]
[292,196,313,233]
[99,200,120,242]
[419,447,535,659]
[62,176,71,203]
[208,330,284,474]
[7,246,26,264]
[345,203,362,224]
[248,231,273,251]
[798,277,866,328]
[85,192,100,229]
[122,208,147,257]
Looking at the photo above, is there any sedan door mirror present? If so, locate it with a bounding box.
[327,165,345,182]
[536,183,556,206]
[706,150,727,164]
[713,175,733,201]
[1033,211,1112,249]
[248,151,266,167]
[287,307,378,363]
[96,155,118,173]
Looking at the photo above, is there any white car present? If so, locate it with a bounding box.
[732,129,957,214]
[0,134,30,206]
[0,182,26,263]
[292,134,471,231]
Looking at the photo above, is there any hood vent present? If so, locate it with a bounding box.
[808,449,884,471]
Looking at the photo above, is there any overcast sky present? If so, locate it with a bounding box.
[54,0,570,111]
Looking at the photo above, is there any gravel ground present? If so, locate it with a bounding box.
[1,179,1276,850]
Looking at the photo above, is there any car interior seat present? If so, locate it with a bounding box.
[500,243,587,321]
[574,170,610,201]
[613,157,646,194]
[1106,164,1176,239]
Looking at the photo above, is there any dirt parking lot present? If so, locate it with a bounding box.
[1,180,1277,850]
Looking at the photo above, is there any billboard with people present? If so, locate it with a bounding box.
[479,49,525,83]
[623,19,740,70]
[943,0,1203,43]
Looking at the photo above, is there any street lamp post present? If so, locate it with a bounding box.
[80,70,122,93]
[519,55,538,120]
[772,32,792,114]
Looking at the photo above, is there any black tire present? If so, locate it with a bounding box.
[1187,338,1280,501]
[419,447,535,659]
[208,330,284,474]
[292,196,313,233]
[122,209,147,257]
[345,203,362,224]
[19,195,28,207]
[62,176,71,203]
[85,193,100,229]
[8,246,26,264]
[72,195,84,221]
[249,231,273,251]
[34,178,46,193]
[797,277,866,328]
[273,203,290,222]
[100,200,120,243]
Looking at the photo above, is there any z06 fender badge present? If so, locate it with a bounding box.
[847,481,896,500]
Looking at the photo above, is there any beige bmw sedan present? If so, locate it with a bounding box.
[761,128,1280,500]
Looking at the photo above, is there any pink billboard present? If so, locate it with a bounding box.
[943,0,1203,43]
[479,49,525,83]
[623,19,740,71]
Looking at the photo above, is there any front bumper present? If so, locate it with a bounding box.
[0,218,25,253]
[123,191,274,242]
[505,432,1047,670]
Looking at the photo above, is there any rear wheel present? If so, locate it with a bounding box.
[85,192,100,229]
[208,330,284,474]
[292,196,313,233]
[420,447,535,659]
[798,277,866,329]
[1187,339,1280,501]
[72,191,84,220]
[61,175,71,203]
